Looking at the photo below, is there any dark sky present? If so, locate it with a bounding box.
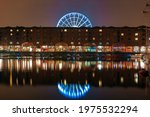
[0,0,149,27]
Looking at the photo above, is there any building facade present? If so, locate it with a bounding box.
[0,26,149,53]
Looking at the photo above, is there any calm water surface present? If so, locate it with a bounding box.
[0,59,150,100]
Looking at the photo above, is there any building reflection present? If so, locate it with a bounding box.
[0,59,149,98]
[0,59,144,72]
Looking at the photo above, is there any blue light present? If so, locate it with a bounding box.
[57,12,92,28]
[58,83,90,99]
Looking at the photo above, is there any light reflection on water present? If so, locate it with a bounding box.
[0,59,149,99]
[58,83,90,99]
[0,59,145,72]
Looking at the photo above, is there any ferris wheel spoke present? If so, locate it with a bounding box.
[78,84,84,94]
[77,16,84,27]
[73,13,76,26]
[64,17,72,27]
[71,17,74,26]
[75,14,80,26]
[86,24,92,27]
[68,17,73,26]
[67,16,72,26]
[69,14,74,26]
[70,17,74,26]
[78,19,88,27]
[72,13,75,26]
[62,18,71,27]
[61,21,70,27]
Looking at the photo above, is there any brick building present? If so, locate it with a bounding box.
[0,26,149,53]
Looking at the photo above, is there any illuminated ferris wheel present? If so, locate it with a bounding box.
[57,12,92,28]
[58,83,90,99]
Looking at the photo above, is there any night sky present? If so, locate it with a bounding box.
[0,0,149,27]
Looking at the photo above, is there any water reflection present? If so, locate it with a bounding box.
[58,82,90,99]
[0,59,3,71]
[0,59,149,99]
[0,59,145,72]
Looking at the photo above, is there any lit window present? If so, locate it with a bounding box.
[135,37,138,41]
[42,45,48,48]
[10,33,13,36]
[121,33,124,36]
[99,29,102,32]
[64,29,67,32]
[78,42,81,45]
[106,42,109,45]
[23,29,26,32]
[141,46,146,52]
[16,42,19,44]
[133,46,139,52]
[149,37,150,40]
[30,29,33,32]
[10,29,13,32]
[135,33,138,36]
[16,29,19,32]
[93,37,95,40]
[9,42,13,44]
[99,42,102,45]
[36,42,39,44]
[86,29,88,32]
[71,42,74,45]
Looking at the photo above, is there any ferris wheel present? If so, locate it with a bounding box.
[57,12,92,28]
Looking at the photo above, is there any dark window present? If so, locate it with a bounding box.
[128,38,131,41]
[117,31,120,42]
[99,33,102,36]
[128,32,131,35]
[142,33,146,36]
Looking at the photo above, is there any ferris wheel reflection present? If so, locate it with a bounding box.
[58,82,90,99]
